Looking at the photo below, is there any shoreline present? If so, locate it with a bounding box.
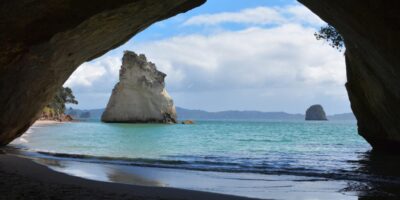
[0,153,260,200]
[2,148,358,200]
[7,120,400,199]
[34,120,64,125]
[4,150,400,200]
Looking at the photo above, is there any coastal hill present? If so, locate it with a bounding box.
[329,113,357,120]
[101,51,177,123]
[176,107,354,121]
[67,107,355,121]
[176,107,304,120]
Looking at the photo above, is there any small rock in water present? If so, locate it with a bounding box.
[181,120,195,124]
[62,115,74,122]
[305,104,327,121]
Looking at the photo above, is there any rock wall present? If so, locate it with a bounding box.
[305,105,327,121]
[299,1,400,152]
[102,51,177,123]
[0,0,205,145]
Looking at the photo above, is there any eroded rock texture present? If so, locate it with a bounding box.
[299,1,400,152]
[102,51,177,123]
[0,0,205,145]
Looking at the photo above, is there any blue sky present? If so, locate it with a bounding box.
[65,0,351,114]
[130,0,298,43]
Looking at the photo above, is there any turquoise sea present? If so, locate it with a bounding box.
[10,120,400,199]
[13,120,367,173]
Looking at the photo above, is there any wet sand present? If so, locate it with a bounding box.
[2,150,400,200]
[33,157,357,200]
[0,154,259,200]
[0,149,361,200]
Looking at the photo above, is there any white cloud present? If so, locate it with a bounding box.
[184,7,285,26]
[64,56,121,92]
[280,5,325,26]
[129,21,348,113]
[132,24,345,94]
[183,5,324,27]
[65,3,349,113]
[65,63,106,87]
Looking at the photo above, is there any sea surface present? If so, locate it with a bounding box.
[9,120,400,199]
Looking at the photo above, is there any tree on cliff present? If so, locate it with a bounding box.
[314,25,345,51]
[42,87,78,120]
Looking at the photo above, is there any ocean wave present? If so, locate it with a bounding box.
[16,150,400,185]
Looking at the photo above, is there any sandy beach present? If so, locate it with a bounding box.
[0,153,260,200]
[34,120,64,125]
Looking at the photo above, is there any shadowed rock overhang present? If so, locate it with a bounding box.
[299,0,400,152]
[0,0,205,145]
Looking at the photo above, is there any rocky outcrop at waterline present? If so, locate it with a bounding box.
[101,51,177,123]
[181,120,195,124]
[299,1,400,152]
[305,105,327,121]
[0,0,205,145]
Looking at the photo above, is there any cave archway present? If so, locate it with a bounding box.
[1,0,400,153]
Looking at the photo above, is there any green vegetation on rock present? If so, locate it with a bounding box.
[41,87,78,120]
[314,25,345,51]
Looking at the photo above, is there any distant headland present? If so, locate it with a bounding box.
[67,107,355,121]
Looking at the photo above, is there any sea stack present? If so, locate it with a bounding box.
[305,105,327,121]
[101,51,177,123]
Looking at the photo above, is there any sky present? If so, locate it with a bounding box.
[64,0,350,114]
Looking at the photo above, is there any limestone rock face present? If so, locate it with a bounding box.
[299,1,400,152]
[102,51,177,123]
[305,105,327,121]
[0,0,205,145]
